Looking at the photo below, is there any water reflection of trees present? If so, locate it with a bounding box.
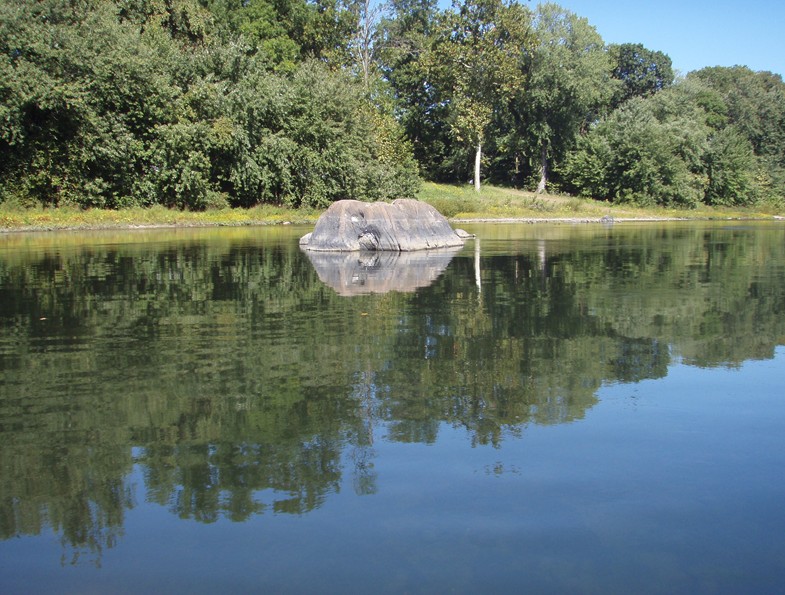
[1,224,783,559]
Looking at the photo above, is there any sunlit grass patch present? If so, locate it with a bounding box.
[0,202,318,231]
[416,182,785,221]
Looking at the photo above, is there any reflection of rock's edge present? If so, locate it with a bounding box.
[304,246,463,295]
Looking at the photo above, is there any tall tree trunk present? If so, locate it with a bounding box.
[353,0,380,91]
[536,142,548,194]
[474,142,482,193]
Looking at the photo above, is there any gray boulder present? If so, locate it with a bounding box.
[300,198,467,251]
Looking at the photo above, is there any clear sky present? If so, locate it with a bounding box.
[551,0,785,77]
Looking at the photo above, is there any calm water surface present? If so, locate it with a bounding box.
[1,222,784,594]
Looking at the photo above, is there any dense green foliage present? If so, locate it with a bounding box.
[508,3,613,192]
[608,42,674,108]
[1,0,783,209]
[0,0,418,209]
[562,72,785,206]
[561,81,714,207]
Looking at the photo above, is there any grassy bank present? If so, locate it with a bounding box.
[416,183,785,221]
[0,203,322,232]
[1,183,783,232]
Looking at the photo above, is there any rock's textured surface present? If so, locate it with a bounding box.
[300,198,466,251]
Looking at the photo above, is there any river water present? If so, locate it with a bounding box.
[1,222,784,593]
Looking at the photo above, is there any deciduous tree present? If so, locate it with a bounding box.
[428,0,533,192]
[517,3,613,193]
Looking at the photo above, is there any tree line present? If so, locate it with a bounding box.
[1,0,784,210]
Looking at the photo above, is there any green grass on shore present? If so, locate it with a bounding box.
[0,203,322,232]
[1,183,783,232]
[416,182,785,221]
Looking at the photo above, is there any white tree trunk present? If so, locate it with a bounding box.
[474,142,482,193]
[536,143,547,194]
[353,0,382,91]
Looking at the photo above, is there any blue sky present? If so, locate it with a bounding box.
[551,0,785,76]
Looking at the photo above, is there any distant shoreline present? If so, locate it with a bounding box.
[3,215,784,235]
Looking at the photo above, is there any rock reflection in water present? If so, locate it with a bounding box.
[304,247,463,295]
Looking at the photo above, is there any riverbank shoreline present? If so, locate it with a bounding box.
[4,215,784,235]
[2,182,783,233]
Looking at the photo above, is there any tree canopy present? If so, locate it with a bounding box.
[516,3,613,193]
[0,0,418,209]
[1,0,783,209]
[609,42,674,108]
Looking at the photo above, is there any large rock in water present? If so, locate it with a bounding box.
[300,198,467,251]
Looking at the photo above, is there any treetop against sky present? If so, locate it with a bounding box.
[529,0,784,77]
[430,0,784,77]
